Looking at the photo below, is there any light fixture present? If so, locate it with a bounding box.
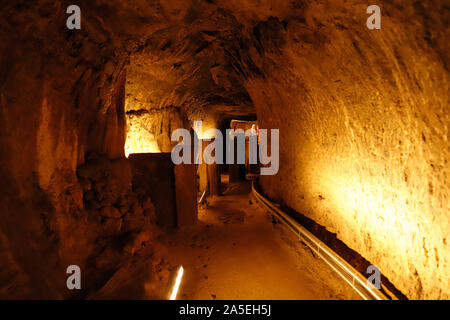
[169,266,184,300]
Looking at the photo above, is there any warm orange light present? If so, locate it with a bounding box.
[169,266,184,300]
[194,120,217,140]
[124,138,160,158]
[124,120,161,157]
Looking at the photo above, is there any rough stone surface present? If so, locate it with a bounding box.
[250,1,450,300]
[0,0,448,299]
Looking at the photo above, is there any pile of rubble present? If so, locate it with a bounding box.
[77,154,156,255]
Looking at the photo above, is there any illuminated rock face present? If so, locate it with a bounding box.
[0,0,448,299]
[250,1,449,300]
[124,59,187,154]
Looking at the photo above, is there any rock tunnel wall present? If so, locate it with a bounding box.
[0,1,156,298]
[124,58,188,154]
[0,0,448,299]
[249,1,449,300]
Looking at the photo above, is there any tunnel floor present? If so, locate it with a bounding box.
[158,176,361,300]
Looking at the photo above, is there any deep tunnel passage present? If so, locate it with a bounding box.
[0,0,449,301]
[157,176,361,300]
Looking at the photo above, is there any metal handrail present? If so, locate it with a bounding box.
[252,181,388,300]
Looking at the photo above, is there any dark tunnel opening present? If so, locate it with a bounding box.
[0,0,448,302]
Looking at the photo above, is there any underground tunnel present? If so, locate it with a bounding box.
[0,0,448,302]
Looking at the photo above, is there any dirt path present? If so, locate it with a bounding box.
[159,180,360,300]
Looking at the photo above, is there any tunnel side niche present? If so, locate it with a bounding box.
[124,61,187,155]
[0,0,448,300]
[249,3,449,299]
